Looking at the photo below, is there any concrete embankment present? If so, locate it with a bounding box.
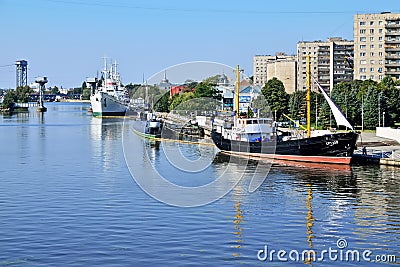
[354,132,400,166]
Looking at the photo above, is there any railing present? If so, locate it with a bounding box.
[14,102,39,108]
[391,150,400,161]
[354,148,393,159]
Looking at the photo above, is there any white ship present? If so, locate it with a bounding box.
[89,58,129,117]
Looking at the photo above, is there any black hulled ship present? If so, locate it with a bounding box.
[211,61,358,165]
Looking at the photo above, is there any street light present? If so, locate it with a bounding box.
[383,111,386,127]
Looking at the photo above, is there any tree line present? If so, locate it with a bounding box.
[259,76,400,130]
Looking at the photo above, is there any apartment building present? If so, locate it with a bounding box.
[253,53,297,93]
[297,38,354,93]
[354,12,400,81]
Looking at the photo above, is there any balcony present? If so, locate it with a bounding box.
[385,39,400,44]
[386,31,400,36]
[385,46,400,51]
[385,70,400,75]
[386,23,400,28]
[385,62,400,67]
[385,54,400,59]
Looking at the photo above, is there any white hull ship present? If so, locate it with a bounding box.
[89,58,129,117]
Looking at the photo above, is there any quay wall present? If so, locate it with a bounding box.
[376,127,400,143]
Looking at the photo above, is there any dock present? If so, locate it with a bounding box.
[353,132,400,166]
[155,114,400,167]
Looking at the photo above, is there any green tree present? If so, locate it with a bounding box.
[288,90,323,127]
[194,82,221,100]
[261,77,288,121]
[1,90,17,110]
[251,95,272,118]
[51,86,59,95]
[73,87,82,95]
[154,91,170,112]
[247,106,254,118]
[125,83,141,98]
[82,81,87,91]
[363,86,379,129]
[82,89,91,100]
[15,86,32,103]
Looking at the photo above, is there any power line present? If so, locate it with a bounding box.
[0,64,14,68]
[38,0,385,15]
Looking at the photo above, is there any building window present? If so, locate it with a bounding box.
[370,44,374,49]
[370,37,374,41]
[370,75,375,79]
[360,68,366,72]
[360,60,366,65]
[360,29,366,34]
[379,21,383,25]
[379,36,383,41]
[360,75,367,80]
[370,21,374,26]
[370,52,374,56]
[379,60,383,64]
[360,52,366,57]
[360,37,366,42]
[370,60,375,64]
[379,44,383,48]
[378,67,383,73]
[370,68,374,72]
[379,29,383,33]
[360,45,366,49]
[379,52,383,56]
[360,21,366,26]
[379,75,383,80]
[370,29,374,34]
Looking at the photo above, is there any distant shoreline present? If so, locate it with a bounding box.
[59,99,90,103]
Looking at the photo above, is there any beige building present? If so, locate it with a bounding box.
[354,12,400,82]
[253,53,297,93]
[297,38,354,93]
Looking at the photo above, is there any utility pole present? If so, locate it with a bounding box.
[361,94,364,132]
[378,93,381,127]
[315,94,318,129]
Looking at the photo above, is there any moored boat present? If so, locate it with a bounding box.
[211,60,358,165]
[89,57,129,117]
[144,113,163,138]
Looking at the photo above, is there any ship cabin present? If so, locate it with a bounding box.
[216,117,275,143]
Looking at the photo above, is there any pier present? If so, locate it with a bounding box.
[353,132,400,166]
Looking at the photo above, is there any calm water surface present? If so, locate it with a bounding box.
[0,103,399,266]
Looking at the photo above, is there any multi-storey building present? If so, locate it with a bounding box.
[253,53,297,93]
[354,12,400,81]
[297,38,354,93]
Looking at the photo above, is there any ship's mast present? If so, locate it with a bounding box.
[306,55,311,138]
[235,65,240,118]
[103,55,108,91]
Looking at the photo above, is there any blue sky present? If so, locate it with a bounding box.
[0,0,399,88]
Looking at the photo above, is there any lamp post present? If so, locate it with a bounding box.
[383,111,385,127]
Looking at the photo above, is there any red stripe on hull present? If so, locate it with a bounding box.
[221,151,352,165]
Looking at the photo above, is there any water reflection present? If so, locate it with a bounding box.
[89,117,125,171]
[305,183,315,265]
[232,201,244,258]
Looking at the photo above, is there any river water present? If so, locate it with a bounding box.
[0,102,398,266]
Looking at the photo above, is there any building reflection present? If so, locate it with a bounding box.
[352,166,400,243]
